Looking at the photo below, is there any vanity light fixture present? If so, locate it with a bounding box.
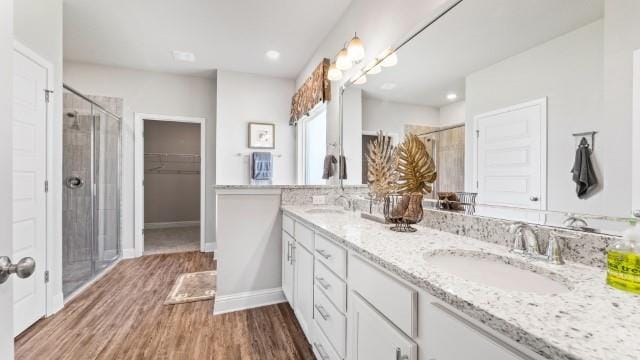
[172,50,196,63]
[379,48,398,67]
[365,60,382,75]
[327,62,343,81]
[335,46,353,71]
[446,92,458,101]
[353,73,367,85]
[347,33,365,63]
[265,50,281,60]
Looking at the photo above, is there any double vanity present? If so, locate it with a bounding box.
[281,205,640,360]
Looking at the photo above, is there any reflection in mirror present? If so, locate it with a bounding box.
[342,0,640,235]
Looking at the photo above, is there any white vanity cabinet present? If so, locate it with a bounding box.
[282,212,544,360]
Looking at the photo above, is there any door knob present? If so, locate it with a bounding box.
[0,256,36,284]
[529,196,539,202]
[65,176,84,189]
[634,209,640,218]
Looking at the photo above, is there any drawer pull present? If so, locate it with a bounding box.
[315,304,330,320]
[314,342,330,360]
[317,249,332,259]
[315,276,330,289]
[291,243,296,264]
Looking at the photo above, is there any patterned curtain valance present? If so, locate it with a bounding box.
[289,58,331,125]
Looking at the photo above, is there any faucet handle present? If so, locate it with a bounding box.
[546,231,578,265]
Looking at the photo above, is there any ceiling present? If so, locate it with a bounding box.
[360,0,604,108]
[63,0,353,78]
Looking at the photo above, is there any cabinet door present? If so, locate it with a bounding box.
[294,244,314,337]
[423,301,536,360]
[282,231,295,304]
[349,292,417,360]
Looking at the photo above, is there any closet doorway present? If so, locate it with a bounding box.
[134,114,206,256]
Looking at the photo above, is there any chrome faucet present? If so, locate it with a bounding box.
[335,194,353,211]
[508,222,542,257]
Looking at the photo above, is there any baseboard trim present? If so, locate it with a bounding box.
[144,221,200,230]
[122,248,137,259]
[203,242,216,253]
[213,287,285,315]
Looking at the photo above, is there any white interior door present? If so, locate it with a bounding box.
[475,99,547,212]
[633,49,640,218]
[1,1,15,357]
[12,49,48,335]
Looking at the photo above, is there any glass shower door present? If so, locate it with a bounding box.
[94,107,120,271]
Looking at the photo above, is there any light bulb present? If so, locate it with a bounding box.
[327,63,342,81]
[379,48,398,67]
[446,93,458,101]
[335,48,352,70]
[347,34,365,62]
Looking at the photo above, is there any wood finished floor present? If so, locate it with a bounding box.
[15,252,315,360]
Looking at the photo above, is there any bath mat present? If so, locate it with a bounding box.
[165,270,216,305]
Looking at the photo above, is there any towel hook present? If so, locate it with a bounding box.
[572,131,597,153]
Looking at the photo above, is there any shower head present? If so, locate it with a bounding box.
[67,111,81,130]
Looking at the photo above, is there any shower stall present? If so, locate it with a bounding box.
[62,85,122,298]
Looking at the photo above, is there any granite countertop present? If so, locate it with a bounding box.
[282,205,640,360]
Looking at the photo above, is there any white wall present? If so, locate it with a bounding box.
[63,62,217,250]
[439,101,466,126]
[14,0,65,312]
[362,96,440,138]
[216,70,296,185]
[0,1,14,357]
[465,20,617,215]
[342,88,363,185]
[604,0,640,217]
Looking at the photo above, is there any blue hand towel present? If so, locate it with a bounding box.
[252,152,272,181]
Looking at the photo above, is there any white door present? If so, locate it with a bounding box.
[1,2,15,357]
[12,48,48,335]
[293,243,314,337]
[348,292,417,360]
[475,99,546,211]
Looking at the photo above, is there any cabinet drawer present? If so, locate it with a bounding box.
[311,320,342,360]
[283,214,295,236]
[315,234,346,279]
[294,221,314,251]
[315,260,347,312]
[314,287,346,358]
[349,255,417,337]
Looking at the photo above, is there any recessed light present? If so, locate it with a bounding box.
[380,83,397,90]
[172,50,196,63]
[446,92,458,101]
[266,50,280,60]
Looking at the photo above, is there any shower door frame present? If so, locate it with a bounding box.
[133,113,207,257]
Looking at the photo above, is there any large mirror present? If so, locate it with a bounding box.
[341,0,640,235]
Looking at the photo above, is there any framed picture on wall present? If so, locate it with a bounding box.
[248,122,275,149]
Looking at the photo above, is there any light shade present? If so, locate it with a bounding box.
[327,63,342,81]
[379,48,398,67]
[336,48,352,70]
[347,35,365,62]
[446,92,458,101]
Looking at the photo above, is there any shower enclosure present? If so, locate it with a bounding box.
[62,85,122,298]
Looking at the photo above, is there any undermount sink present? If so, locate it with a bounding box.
[305,208,345,214]
[424,250,572,295]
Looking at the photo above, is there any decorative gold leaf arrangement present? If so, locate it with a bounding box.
[394,134,437,194]
[366,131,396,201]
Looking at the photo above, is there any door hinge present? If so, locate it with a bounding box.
[44,180,49,193]
[142,229,145,235]
[44,270,49,283]
[44,89,53,103]
[476,129,480,138]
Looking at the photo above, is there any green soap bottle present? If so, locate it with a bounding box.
[607,220,640,295]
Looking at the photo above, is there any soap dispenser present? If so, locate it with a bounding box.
[606,220,640,295]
